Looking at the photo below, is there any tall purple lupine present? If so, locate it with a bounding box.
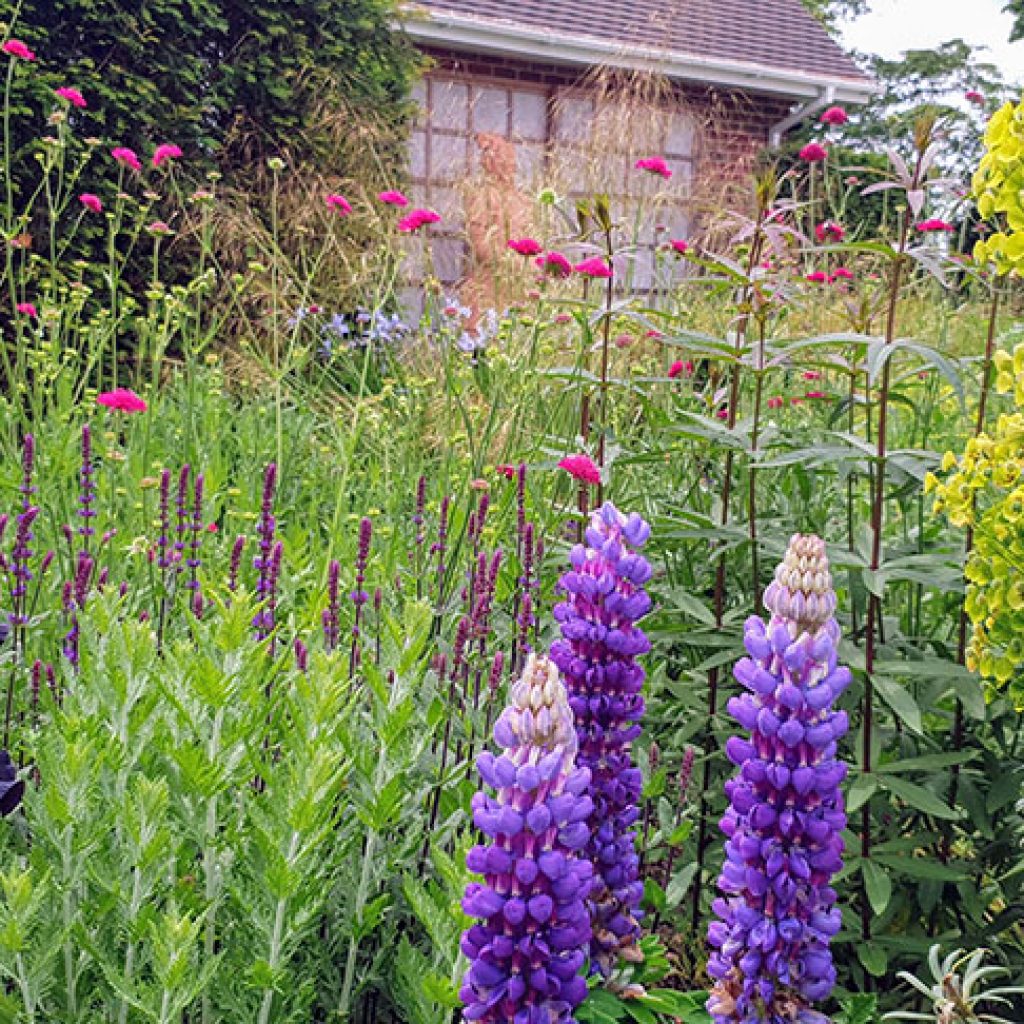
[707,534,849,1024]
[551,501,652,973]
[461,652,594,1023]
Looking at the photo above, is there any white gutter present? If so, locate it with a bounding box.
[768,84,836,147]
[399,8,875,104]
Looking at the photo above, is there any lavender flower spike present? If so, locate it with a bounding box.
[707,534,850,1024]
[461,653,594,1023]
[551,501,652,973]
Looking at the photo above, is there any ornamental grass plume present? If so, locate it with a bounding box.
[707,534,850,1024]
[551,502,652,973]
[461,652,594,1023]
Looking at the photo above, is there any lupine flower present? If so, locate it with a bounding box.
[707,534,849,1024]
[16,302,37,318]
[325,193,353,215]
[97,388,147,413]
[55,86,86,108]
[378,189,409,206]
[574,257,613,279]
[767,397,784,410]
[819,106,847,126]
[965,89,985,104]
[915,218,955,232]
[670,239,689,255]
[535,251,573,277]
[2,39,35,61]
[398,207,441,232]
[79,193,103,213]
[111,147,142,172]
[551,502,652,972]
[0,751,24,816]
[152,143,182,168]
[508,237,543,256]
[798,143,828,163]
[460,653,593,1023]
[635,156,673,179]
[814,221,844,244]
[557,455,601,486]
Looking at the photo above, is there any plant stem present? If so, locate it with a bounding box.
[257,830,302,1024]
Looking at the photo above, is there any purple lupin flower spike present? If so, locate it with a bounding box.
[707,534,849,1024]
[460,652,594,1024]
[78,425,96,550]
[550,501,652,974]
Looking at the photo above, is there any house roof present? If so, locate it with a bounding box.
[403,0,874,102]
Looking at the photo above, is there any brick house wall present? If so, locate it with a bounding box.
[405,45,792,301]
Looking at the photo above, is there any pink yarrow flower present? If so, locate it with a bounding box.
[377,189,409,207]
[97,388,147,413]
[325,193,353,215]
[832,267,854,281]
[767,396,784,409]
[55,86,87,108]
[805,391,827,400]
[668,360,694,379]
[965,90,984,104]
[16,302,38,318]
[815,221,844,243]
[2,39,35,61]
[79,193,103,214]
[635,156,673,180]
[535,251,572,276]
[915,218,955,232]
[574,257,613,279]
[111,147,142,172]
[819,106,848,126]
[397,208,441,232]
[805,271,828,284]
[799,142,828,163]
[802,370,822,381]
[507,237,543,256]
[152,143,183,168]
[670,239,689,255]
[558,454,601,486]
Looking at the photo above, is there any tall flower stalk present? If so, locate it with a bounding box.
[551,501,651,973]
[460,652,593,1023]
[707,535,849,1024]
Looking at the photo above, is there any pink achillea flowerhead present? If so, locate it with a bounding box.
[814,221,844,243]
[558,454,601,486]
[507,237,543,256]
[965,90,984,104]
[16,302,38,318]
[152,143,182,168]
[716,408,729,420]
[832,267,854,281]
[819,105,848,126]
[668,360,695,379]
[535,251,573,276]
[670,239,689,254]
[574,257,613,279]
[2,39,35,61]
[635,156,673,179]
[55,86,86,108]
[398,208,441,232]
[915,218,955,233]
[805,391,827,399]
[146,220,173,236]
[79,193,102,213]
[799,142,828,163]
[767,396,784,409]
[805,271,828,284]
[111,147,142,172]
[97,388,147,413]
[802,370,822,381]
[325,193,353,215]
[377,189,409,206]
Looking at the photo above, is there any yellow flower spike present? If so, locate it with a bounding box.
[941,450,958,472]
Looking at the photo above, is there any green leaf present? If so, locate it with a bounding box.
[876,751,977,773]
[846,773,879,813]
[873,676,923,735]
[857,941,888,977]
[878,776,961,820]
[862,860,892,916]
[873,853,967,881]
[837,993,879,1024]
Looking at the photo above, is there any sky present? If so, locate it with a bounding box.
[839,0,1024,82]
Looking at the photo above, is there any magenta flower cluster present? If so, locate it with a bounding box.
[708,535,849,1024]
[551,503,652,973]
[460,653,595,1023]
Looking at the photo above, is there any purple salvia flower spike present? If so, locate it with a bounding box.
[228,535,246,593]
[707,534,847,1024]
[461,653,593,1023]
[550,501,652,974]
[78,425,96,546]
